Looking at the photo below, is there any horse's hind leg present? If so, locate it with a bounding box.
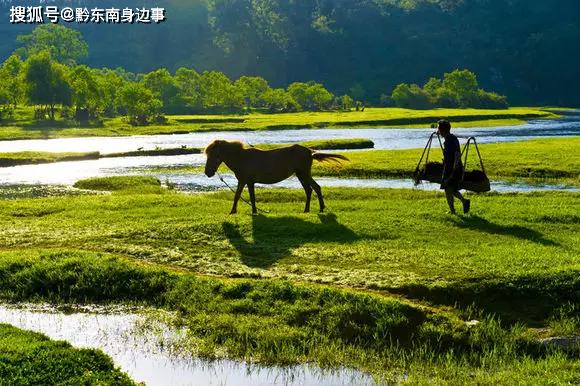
[297,173,313,213]
[310,177,325,212]
[247,182,257,215]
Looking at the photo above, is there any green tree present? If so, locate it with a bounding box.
[391,83,432,109]
[91,69,128,117]
[142,68,182,114]
[175,67,202,112]
[339,95,354,110]
[116,83,162,125]
[473,90,509,109]
[17,25,89,66]
[235,76,271,108]
[442,69,478,107]
[24,52,73,119]
[199,71,244,112]
[423,77,442,97]
[288,82,333,111]
[1,54,25,109]
[0,79,11,120]
[69,65,104,120]
[434,87,460,108]
[349,83,366,102]
[261,88,299,113]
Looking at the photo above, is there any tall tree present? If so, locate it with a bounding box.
[235,76,271,108]
[69,65,103,120]
[17,25,88,66]
[116,83,162,125]
[142,68,182,114]
[1,54,24,109]
[24,52,72,119]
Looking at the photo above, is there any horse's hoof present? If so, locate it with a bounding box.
[229,211,237,215]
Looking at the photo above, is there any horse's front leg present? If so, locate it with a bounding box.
[247,182,257,215]
[230,180,246,214]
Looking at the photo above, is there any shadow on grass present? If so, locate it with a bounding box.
[223,213,358,268]
[449,215,560,247]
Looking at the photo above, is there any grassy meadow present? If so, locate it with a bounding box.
[0,107,577,383]
[0,106,558,140]
[0,184,578,382]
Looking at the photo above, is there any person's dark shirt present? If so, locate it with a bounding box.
[443,133,461,171]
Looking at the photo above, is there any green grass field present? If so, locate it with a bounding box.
[0,106,558,140]
[1,186,577,324]
[0,323,134,384]
[0,184,577,382]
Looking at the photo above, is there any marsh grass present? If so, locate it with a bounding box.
[0,323,134,384]
[0,186,577,382]
[0,187,577,325]
[0,151,100,167]
[73,176,164,193]
[256,138,374,150]
[0,250,576,383]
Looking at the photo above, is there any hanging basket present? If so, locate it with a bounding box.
[414,133,491,193]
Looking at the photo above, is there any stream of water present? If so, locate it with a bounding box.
[0,304,373,386]
[1,115,579,154]
[0,115,577,193]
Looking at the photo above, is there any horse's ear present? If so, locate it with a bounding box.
[204,141,216,154]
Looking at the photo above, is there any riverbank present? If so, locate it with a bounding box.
[0,107,559,140]
[0,185,577,382]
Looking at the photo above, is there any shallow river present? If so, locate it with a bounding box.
[1,115,579,154]
[0,304,373,386]
[0,115,578,192]
[0,155,576,193]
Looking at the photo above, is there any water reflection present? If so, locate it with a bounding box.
[0,304,373,386]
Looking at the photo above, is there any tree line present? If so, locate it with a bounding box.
[389,69,508,109]
[0,25,509,126]
[1,0,575,106]
[0,25,356,125]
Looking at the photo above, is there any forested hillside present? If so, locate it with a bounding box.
[1,0,578,106]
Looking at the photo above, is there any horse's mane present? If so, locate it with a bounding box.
[204,140,246,155]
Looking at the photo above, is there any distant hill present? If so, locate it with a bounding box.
[1,0,579,106]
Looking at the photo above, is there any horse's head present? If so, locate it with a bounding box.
[204,140,245,177]
[204,140,224,177]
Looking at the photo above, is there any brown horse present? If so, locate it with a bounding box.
[204,140,348,214]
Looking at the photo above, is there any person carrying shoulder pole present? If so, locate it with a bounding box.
[438,120,471,214]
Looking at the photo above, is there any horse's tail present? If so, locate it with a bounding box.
[312,152,349,163]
